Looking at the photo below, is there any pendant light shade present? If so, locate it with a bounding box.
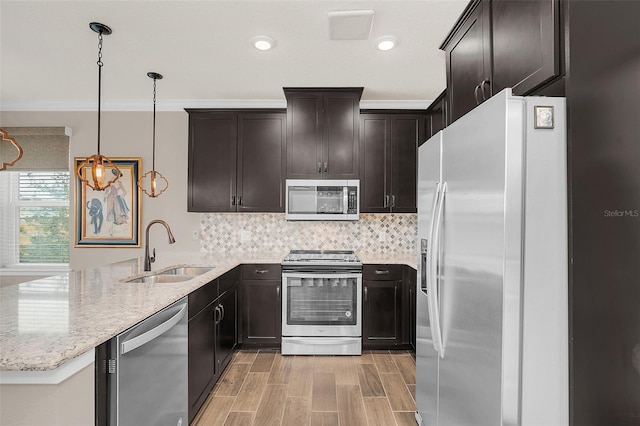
[75,22,120,191]
[137,72,168,198]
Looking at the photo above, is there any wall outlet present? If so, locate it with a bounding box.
[192,230,199,241]
[240,230,251,242]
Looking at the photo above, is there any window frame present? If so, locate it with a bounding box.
[0,171,71,275]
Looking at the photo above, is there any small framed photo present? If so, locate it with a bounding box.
[534,105,554,129]
[74,157,141,247]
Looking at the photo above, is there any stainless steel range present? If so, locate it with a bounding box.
[281,250,363,355]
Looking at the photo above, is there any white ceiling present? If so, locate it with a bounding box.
[0,0,467,111]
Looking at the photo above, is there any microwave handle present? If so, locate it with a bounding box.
[343,187,348,213]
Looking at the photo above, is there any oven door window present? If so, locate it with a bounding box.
[286,276,357,325]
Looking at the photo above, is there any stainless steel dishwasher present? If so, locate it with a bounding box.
[108,297,188,426]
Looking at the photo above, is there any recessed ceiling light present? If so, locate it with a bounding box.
[376,36,397,51]
[253,36,275,51]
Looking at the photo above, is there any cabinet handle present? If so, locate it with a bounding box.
[238,195,242,206]
[255,269,269,274]
[384,195,390,208]
[219,303,225,321]
[318,162,322,173]
[323,162,328,173]
[364,286,368,301]
[213,306,220,323]
[474,85,481,105]
[375,269,390,275]
[391,195,396,208]
[276,286,280,301]
[480,78,491,101]
[231,195,236,206]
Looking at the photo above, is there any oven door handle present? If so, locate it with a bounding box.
[282,272,362,280]
[284,337,360,345]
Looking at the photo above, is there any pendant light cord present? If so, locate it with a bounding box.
[152,77,157,171]
[97,32,104,155]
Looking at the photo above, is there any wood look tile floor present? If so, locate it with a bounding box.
[193,350,416,426]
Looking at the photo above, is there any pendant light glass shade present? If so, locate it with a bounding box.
[0,128,24,171]
[138,72,168,198]
[75,22,120,191]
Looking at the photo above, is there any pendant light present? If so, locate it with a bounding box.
[75,22,120,191]
[137,72,168,197]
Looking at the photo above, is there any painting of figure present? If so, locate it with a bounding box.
[75,157,141,247]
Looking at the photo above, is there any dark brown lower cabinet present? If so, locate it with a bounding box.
[188,268,239,423]
[188,300,216,422]
[403,266,417,350]
[362,265,403,349]
[241,264,282,347]
[362,264,416,350]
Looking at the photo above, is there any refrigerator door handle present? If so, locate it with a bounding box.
[421,182,441,296]
[425,182,444,357]
[430,181,446,358]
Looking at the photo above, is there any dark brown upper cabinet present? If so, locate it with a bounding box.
[491,0,561,96]
[187,110,286,212]
[424,89,447,145]
[441,0,491,123]
[441,0,562,123]
[284,88,363,179]
[360,111,425,213]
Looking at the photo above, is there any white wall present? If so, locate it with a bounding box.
[0,111,201,270]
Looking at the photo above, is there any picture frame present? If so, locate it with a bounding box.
[534,105,555,129]
[74,157,141,247]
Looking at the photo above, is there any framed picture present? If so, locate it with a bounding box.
[74,157,141,247]
[534,105,555,129]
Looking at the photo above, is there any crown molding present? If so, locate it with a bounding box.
[1,98,432,112]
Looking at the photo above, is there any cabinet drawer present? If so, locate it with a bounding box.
[242,264,281,280]
[363,264,403,281]
[219,267,239,296]
[188,279,217,319]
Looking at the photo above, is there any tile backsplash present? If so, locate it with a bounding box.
[200,213,417,254]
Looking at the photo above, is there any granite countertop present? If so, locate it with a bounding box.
[0,250,415,372]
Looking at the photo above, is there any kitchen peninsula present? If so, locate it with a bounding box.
[0,250,416,425]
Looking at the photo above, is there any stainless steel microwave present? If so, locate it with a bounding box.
[286,179,359,221]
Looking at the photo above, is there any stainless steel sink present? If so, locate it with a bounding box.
[126,274,195,284]
[161,267,214,276]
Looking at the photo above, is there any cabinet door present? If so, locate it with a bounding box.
[188,114,238,212]
[216,285,238,372]
[360,114,391,212]
[237,113,286,212]
[391,115,423,213]
[323,92,360,179]
[286,93,323,179]
[491,0,561,95]
[242,279,282,345]
[445,1,491,123]
[188,303,216,422]
[363,280,402,348]
[425,90,447,142]
[402,266,417,349]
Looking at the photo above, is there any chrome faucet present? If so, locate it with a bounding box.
[144,219,176,271]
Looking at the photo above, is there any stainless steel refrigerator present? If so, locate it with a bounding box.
[415,89,569,426]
